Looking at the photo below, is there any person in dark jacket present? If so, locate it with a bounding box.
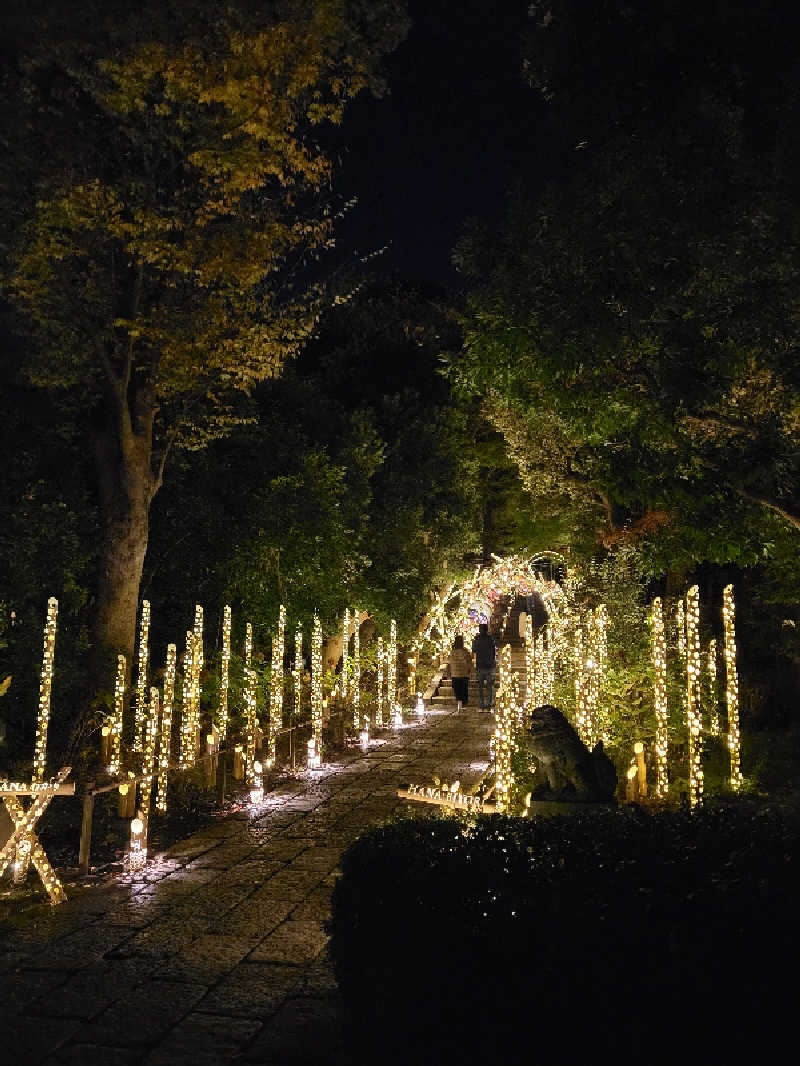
[447,634,473,708]
[471,623,496,710]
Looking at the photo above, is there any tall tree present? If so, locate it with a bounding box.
[451,0,800,566]
[1,0,407,723]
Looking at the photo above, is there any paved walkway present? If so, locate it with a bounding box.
[0,703,494,1065]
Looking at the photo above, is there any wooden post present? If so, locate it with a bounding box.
[78,791,95,876]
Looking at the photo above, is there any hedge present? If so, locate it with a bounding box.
[329,806,800,1064]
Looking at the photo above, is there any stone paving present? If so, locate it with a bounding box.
[0,703,494,1065]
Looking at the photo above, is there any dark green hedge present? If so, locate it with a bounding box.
[329,807,800,1064]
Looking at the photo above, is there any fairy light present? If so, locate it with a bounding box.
[341,609,350,702]
[376,636,385,727]
[722,585,743,791]
[250,758,263,804]
[407,653,416,702]
[108,654,125,777]
[494,645,514,813]
[311,613,323,761]
[524,613,535,709]
[128,816,145,871]
[352,623,361,729]
[156,644,176,813]
[294,626,303,723]
[219,605,232,742]
[179,630,194,770]
[573,623,590,745]
[268,604,286,767]
[191,605,204,755]
[34,596,58,783]
[244,665,258,786]
[133,600,150,752]
[650,597,669,797]
[706,638,720,735]
[685,585,704,807]
[245,621,253,669]
[387,619,397,712]
[132,686,160,868]
[587,604,609,742]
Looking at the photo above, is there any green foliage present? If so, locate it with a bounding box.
[450,0,800,573]
[330,807,800,1063]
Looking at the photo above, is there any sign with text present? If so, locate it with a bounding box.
[398,783,494,813]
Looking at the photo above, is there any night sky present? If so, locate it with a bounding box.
[330,0,555,285]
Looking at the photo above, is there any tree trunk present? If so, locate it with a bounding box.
[69,389,160,757]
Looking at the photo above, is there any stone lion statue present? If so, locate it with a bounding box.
[526,704,617,803]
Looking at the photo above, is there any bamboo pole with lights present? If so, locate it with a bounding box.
[294,626,303,724]
[311,613,323,762]
[268,604,285,767]
[131,686,160,869]
[108,654,125,778]
[191,605,204,756]
[706,638,720,736]
[156,644,176,813]
[341,608,350,702]
[244,665,258,787]
[387,619,397,712]
[650,597,669,798]
[494,645,514,814]
[376,636,385,727]
[722,585,743,791]
[685,585,704,807]
[573,623,590,746]
[352,622,360,728]
[178,631,194,770]
[133,600,150,752]
[219,605,232,742]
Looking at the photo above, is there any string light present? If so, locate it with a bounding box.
[407,652,416,703]
[244,665,258,786]
[352,622,360,729]
[524,613,535,710]
[219,605,231,741]
[650,597,669,798]
[191,604,204,758]
[311,614,323,762]
[376,636,385,727]
[494,645,514,813]
[34,596,58,783]
[706,638,720,735]
[268,604,285,767]
[108,654,125,777]
[179,630,194,770]
[294,626,303,724]
[573,623,590,745]
[131,686,160,869]
[133,600,150,752]
[722,585,743,791]
[341,609,350,702]
[685,585,704,807]
[156,644,176,813]
[387,619,397,712]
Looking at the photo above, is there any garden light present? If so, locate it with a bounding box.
[219,605,231,741]
[109,654,125,777]
[685,585,704,807]
[722,585,743,791]
[650,597,669,797]
[133,599,150,752]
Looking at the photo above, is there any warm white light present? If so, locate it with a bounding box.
[685,586,704,807]
[651,597,669,798]
[268,605,286,766]
[131,817,144,836]
[494,645,514,813]
[133,600,150,753]
[219,605,232,741]
[311,613,323,760]
[156,644,176,813]
[376,635,385,727]
[387,619,397,713]
[109,653,125,777]
[722,585,743,791]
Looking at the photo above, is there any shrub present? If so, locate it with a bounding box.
[329,807,800,1064]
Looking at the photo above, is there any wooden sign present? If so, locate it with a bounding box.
[398,783,495,813]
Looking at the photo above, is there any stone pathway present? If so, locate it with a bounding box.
[0,703,493,1065]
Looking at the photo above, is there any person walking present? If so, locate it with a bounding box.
[471,622,497,711]
[447,634,473,709]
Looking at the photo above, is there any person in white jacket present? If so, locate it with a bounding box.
[447,634,473,709]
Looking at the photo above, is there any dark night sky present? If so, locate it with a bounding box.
[329,0,556,285]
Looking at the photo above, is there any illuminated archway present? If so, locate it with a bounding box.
[419,552,569,661]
